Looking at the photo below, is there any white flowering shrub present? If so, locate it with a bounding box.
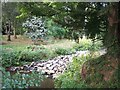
[22,16,47,41]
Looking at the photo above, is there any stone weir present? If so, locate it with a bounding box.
[6,50,106,79]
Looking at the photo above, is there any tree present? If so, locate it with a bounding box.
[5,19,12,41]
[2,2,21,39]
[45,19,67,39]
[106,2,120,57]
[17,2,120,56]
[22,16,47,44]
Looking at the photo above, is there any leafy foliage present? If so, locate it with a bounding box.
[45,19,68,39]
[20,46,56,62]
[73,39,103,51]
[1,45,57,67]
[54,55,91,88]
[1,50,22,67]
[0,67,44,88]
[83,55,119,88]
[23,16,47,41]
[17,2,108,41]
[54,48,75,55]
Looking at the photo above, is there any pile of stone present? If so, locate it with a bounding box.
[7,50,106,79]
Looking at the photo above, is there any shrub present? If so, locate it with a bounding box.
[1,45,57,67]
[23,16,47,42]
[54,48,76,55]
[73,40,103,51]
[1,49,22,67]
[1,67,44,89]
[19,49,55,62]
[73,40,92,51]
[54,55,90,88]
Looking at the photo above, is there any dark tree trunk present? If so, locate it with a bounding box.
[14,27,17,39]
[6,19,12,41]
[106,3,120,57]
[14,21,17,39]
[7,33,11,41]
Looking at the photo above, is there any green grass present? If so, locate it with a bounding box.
[1,35,103,68]
[1,44,26,51]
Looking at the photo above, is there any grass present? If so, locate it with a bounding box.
[1,35,103,67]
[1,35,76,51]
[1,35,102,51]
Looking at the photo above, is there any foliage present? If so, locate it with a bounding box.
[73,39,103,51]
[0,67,44,89]
[17,2,108,41]
[54,48,75,55]
[54,55,91,88]
[22,16,47,41]
[19,46,56,62]
[1,45,57,67]
[1,49,22,67]
[82,55,119,88]
[45,19,68,39]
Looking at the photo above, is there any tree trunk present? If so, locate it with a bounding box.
[7,33,11,41]
[106,3,120,57]
[14,21,17,39]
[14,27,17,39]
[6,20,11,41]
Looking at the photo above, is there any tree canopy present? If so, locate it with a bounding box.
[17,2,108,40]
[2,2,120,56]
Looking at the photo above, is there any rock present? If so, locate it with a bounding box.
[45,64,51,67]
[48,65,55,70]
[20,66,24,70]
[42,66,47,70]
[47,70,55,75]
[37,63,44,67]
[29,62,35,67]
[23,65,29,71]
[37,67,43,72]
[34,66,38,70]
[41,70,47,75]
[53,67,58,72]
[60,56,64,59]
[47,60,54,63]
[58,61,64,65]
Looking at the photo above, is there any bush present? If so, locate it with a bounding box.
[1,45,57,67]
[54,55,90,88]
[73,40,103,51]
[19,48,56,62]
[0,67,44,88]
[1,49,22,67]
[23,16,47,42]
[54,48,76,55]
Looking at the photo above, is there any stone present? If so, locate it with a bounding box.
[42,66,47,70]
[29,62,35,67]
[58,61,64,65]
[37,67,43,72]
[48,66,54,70]
[47,70,55,75]
[37,63,44,67]
[23,65,29,71]
[34,66,38,70]
[45,64,51,67]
